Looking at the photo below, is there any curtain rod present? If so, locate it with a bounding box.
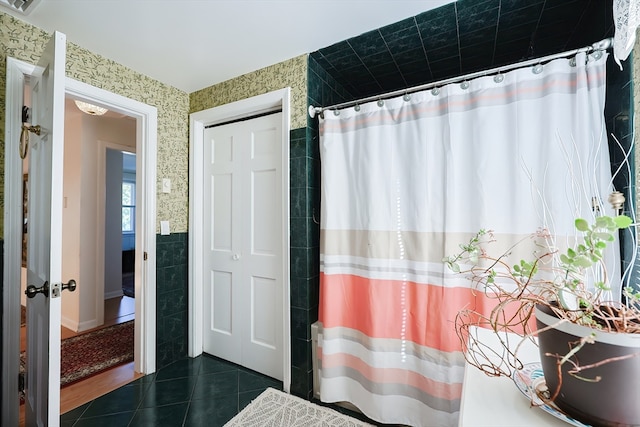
[308,38,613,119]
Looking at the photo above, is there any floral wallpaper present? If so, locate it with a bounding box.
[0,11,190,236]
[189,54,308,129]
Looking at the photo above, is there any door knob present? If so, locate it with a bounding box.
[25,281,49,298]
[232,253,240,260]
[61,279,77,292]
[25,279,76,299]
[52,279,77,298]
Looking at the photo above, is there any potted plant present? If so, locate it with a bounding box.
[444,205,640,426]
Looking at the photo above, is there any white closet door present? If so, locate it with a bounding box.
[202,112,283,380]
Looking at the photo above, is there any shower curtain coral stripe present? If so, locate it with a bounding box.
[318,51,612,427]
[319,274,501,351]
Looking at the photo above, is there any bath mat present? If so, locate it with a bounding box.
[225,387,375,426]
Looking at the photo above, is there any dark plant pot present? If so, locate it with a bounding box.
[535,304,640,427]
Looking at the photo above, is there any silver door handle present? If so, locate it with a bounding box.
[25,281,49,298]
[61,279,77,292]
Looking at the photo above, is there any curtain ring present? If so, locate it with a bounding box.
[431,87,440,96]
[493,73,504,83]
[569,57,577,67]
[354,104,361,112]
[377,99,384,107]
[403,93,411,102]
[532,63,543,74]
[460,81,470,90]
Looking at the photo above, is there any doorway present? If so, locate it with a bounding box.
[58,98,138,333]
[19,95,138,381]
[3,57,158,423]
[189,88,292,391]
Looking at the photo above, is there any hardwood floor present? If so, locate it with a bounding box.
[19,295,141,425]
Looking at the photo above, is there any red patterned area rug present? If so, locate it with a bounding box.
[20,320,134,392]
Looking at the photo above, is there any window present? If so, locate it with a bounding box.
[122,181,135,232]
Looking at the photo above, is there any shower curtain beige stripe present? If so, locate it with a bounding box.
[318,51,612,426]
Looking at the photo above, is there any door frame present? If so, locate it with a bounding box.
[188,88,291,392]
[65,78,157,376]
[2,59,158,422]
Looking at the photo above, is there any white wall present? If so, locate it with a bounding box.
[105,148,123,299]
[61,110,83,328]
[60,101,135,331]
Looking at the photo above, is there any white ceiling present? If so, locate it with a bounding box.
[3,0,456,93]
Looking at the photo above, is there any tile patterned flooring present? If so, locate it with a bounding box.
[60,354,282,427]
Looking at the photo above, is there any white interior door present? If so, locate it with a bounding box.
[24,30,68,426]
[203,113,284,380]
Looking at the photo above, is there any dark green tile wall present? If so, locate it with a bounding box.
[284,56,354,400]
[156,232,188,368]
[309,0,614,101]
[289,126,321,399]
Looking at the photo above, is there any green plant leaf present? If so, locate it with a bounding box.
[575,218,589,232]
[614,215,633,229]
[574,256,593,267]
[595,216,615,228]
[594,232,613,241]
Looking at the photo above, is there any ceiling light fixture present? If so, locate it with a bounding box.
[74,100,108,116]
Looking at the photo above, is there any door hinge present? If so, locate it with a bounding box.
[22,106,30,123]
[144,252,148,261]
[19,371,25,394]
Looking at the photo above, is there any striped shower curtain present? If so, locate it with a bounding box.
[317,51,612,426]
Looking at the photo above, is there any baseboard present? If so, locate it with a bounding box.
[76,318,100,333]
[61,314,79,332]
[62,315,99,333]
[104,289,124,300]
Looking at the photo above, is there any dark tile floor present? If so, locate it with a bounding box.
[60,354,282,427]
